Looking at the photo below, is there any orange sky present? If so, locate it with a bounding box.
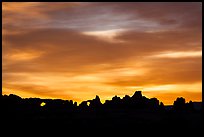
[2,2,202,105]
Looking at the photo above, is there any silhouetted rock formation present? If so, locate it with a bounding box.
[132,90,142,100]
[173,97,186,111]
[2,91,199,114]
[89,95,102,109]
[159,102,165,111]
[2,90,202,133]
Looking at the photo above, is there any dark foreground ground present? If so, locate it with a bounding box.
[2,109,202,136]
[2,93,202,135]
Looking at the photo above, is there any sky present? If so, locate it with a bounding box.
[2,2,202,105]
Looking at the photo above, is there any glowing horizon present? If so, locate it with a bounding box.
[2,2,202,105]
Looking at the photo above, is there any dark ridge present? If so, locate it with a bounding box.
[1,91,202,134]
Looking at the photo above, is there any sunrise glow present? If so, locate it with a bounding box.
[2,2,202,105]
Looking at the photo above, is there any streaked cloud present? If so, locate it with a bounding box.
[6,50,44,61]
[151,51,202,58]
[82,29,126,43]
